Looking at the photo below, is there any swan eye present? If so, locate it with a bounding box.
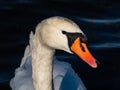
[62,31,67,34]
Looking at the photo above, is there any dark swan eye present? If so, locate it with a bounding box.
[62,31,67,34]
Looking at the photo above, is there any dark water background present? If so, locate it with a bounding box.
[0,0,120,90]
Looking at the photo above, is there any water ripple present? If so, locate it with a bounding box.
[76,17,120,24]
[89,42,120,49]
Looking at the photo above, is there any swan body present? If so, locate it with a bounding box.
[10,16,97,90]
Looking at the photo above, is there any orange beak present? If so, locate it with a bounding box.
[70,37,97,68]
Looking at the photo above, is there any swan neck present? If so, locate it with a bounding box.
[32,33,55,90]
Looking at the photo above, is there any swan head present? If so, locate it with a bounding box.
[35,16,97,68]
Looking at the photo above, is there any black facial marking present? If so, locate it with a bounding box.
[62,30,87,52]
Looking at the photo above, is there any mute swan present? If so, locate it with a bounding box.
[10,16,97,90]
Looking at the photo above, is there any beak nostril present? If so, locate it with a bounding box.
[80,43,85,52]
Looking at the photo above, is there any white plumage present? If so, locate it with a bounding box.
[10,32,86,90]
